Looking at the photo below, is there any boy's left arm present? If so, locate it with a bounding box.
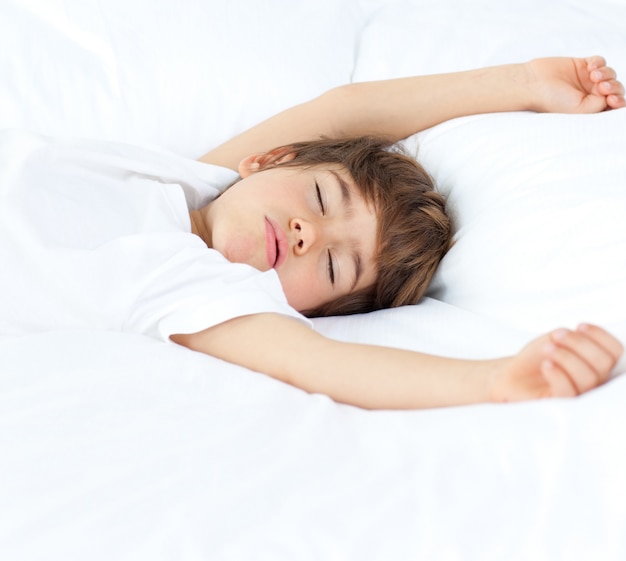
[171,313,623,410]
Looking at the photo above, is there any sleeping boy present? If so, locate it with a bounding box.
[1,56,624,409]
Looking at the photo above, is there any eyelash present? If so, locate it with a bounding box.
[315,183,326,215]
[315,183,335,285]
[327,250,335,285]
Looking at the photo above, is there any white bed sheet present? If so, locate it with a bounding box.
[1,0,626,559]
[2,329,626,561]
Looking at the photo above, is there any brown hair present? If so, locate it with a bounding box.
[265,136,452,317]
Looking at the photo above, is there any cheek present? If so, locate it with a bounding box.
[276,267,328,312]
[222,236,255,264]
[214,230,262,269]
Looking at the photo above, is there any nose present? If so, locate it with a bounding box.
[290,217,318,255]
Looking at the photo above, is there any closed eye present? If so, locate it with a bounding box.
[327,250,335,285]
[315,183,326,216]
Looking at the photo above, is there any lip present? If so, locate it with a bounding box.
[265,217,288,269]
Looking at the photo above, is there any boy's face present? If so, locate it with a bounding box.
[202,161,378,312]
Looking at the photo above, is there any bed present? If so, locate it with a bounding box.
[1,0,626,559]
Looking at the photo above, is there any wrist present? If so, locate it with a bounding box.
[506,62,536,112]
[484,357,513,403]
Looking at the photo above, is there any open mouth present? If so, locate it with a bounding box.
[265,217,288,269]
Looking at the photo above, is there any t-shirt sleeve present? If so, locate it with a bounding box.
[124,244,311,341]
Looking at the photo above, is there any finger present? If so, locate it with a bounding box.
[600,79,626,109]
[598,79,624,97]
[607,93,626,109]
[541,358,578,397]
[545,339,602,393]
[586,55,607,70]
[576,323,624,364]
[591,66,617,83]
[548,325,623,389]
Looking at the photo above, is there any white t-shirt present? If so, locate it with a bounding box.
[0,130,308,339]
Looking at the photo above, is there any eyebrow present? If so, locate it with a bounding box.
[330,170,362,291]
[331,170,353,215]
[351,251,363,292]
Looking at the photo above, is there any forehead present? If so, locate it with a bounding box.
[280,163,379,225]
[292,162,374,199]
[311,164,379,225]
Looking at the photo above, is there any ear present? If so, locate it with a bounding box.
[237,146,297,178]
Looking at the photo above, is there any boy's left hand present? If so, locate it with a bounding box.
[491,323,624,402]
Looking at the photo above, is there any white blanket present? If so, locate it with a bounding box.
[1,0,626,559]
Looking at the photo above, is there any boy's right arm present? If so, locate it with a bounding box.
[171,314,623,410]
[200,56,625,171]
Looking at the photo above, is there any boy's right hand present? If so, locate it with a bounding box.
[490,323,623,403]
[526,56,625,114]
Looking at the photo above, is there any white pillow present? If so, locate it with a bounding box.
[407,109,626,339]
[0,0,370,156]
